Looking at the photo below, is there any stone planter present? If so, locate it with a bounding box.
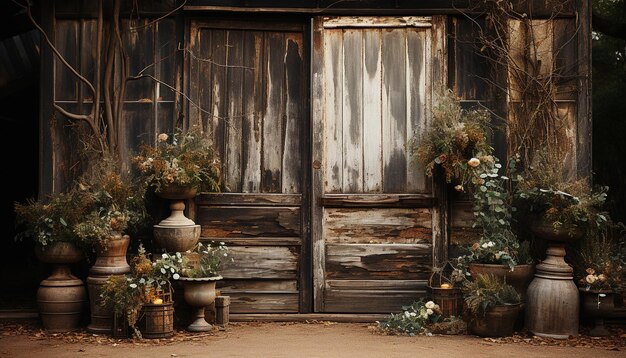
[35,242,86,332]
[178,276,222,331]
[155,184,198,227]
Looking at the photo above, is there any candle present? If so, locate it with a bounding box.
[440,283,452,289]
[152,298,163,305]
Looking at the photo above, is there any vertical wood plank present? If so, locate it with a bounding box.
[323,29,343,193]
[311,17,326,312]
[430,16,449,268]
[381,28,407,193]
[241,31,263,193]
[197,27,212,133]
[576,0,592,180]
[225,30,244,193]
[406,29,427,193]
[39,0,55,195]
[282,34,304,194]
[262,32,286,193]
[54,20,78,102]
[341,29,363,193]
[210,29,227,183]
[362,29,383,193]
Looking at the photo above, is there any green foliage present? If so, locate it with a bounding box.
[515,150,609,235]
[462,274,521,317]
[377,300,442,336]
[14,190,92,247]
[134,127,221,193]
[182,241,230,278]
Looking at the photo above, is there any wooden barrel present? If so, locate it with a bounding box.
[141,303,174,339]
[37,278,86,332]
[428,286,463,318]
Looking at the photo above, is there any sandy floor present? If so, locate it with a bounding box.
[1,322,625,358]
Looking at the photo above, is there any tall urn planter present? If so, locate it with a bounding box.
[525,220,582,338]
[86,234,131,334]
[152,185,200,253]
[35,242,87,332]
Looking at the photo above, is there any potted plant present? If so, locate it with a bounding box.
[377,299,442,335]
[462,273,522,337]
[574,221,625,336]
[100,246,182,338]
[413,92,534,297]
[165,241,230,332]
[14,190,91,332]
[134,127,221,252]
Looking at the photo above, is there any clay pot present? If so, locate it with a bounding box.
[179,276,222,331]
[155,184,198,200]
[468,263,536,299]
[468,304,522,337]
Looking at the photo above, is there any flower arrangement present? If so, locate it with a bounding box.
[157,241,230,279]
[411,90,494,187]
[72,160,147,246]
[100,246,180,337]
[133,127,221,193]
[462,273,521,317]
[377,299,442,335]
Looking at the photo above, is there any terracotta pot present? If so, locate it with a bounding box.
[179,276,222,331]
[468,304,522,337]
[579,289,615,336]
[87,234,131,334]
[35,242,86,332]
[468,263,535,299]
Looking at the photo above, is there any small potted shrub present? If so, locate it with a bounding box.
[163,241,230,331]
[462,273,522,337]
[377,299,442,335]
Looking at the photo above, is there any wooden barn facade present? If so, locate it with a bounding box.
[38,0,592,318]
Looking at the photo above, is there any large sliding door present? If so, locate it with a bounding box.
[311,16,447,313]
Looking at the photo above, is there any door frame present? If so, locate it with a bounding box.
[309,15,449,312]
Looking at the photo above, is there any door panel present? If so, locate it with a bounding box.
[312,16,447,313]
[189,20,308,313]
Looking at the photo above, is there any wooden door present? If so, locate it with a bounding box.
[187,19,311,313]
[311,16,448,313]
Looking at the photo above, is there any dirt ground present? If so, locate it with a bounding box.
[1,321,625,358]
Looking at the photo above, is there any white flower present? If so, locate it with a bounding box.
[139,278,146,284]
[158,133,168,142]
[162,253,168,259]
[220,242,225,245]
[481,243,489,249]
[426,308,434,315]
[173,273,180,280]
[129,283,137,289]
[410,312,417,317]
[468,157,481,167]
[454,185,464,192]
[487,241,495,247]
[425,301,435,309]
[404,311,411,318]
[161,268,166,274]
[224,253,228,257]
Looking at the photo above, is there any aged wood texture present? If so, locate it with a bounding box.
[190,19,308,313]
[188,22,306,194]
[313,16,445,313]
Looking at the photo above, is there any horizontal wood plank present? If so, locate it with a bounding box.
[218,279,298,292]
[226,292,299,313]
[325,244,432,280]
[325,279,427,290]
[201,237,302,246]
[323,16,432,28]
[323,208,432,244]
[324,289,427,313]
[321,194,436,208]
[196,193,302,206]
[229,313,388,323]
[198,206,300,237]
[220,246,299,279]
